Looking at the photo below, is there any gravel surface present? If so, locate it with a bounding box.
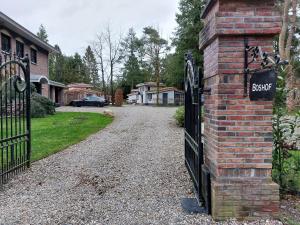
[0,105,282,225]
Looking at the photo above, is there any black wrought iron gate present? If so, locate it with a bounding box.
[0,53,31,187]
[184,53,211,213]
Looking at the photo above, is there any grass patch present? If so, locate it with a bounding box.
[31,112,113,161]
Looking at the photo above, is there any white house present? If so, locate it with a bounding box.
[126,89,139,103]
[127,82,184,105]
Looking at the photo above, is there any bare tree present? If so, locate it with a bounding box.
[93,34,107,97]
[278,0,299,111]
[104,25,122,105]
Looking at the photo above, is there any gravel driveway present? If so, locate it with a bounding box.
[0,105,281,225]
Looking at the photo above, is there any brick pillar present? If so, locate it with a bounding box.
[41,84,50,98]
[200,0,281,220]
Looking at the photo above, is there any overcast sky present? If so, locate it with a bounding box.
[2,0,180,55]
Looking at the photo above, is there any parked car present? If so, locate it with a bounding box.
[126,99,137,104]
[70,96,108,107]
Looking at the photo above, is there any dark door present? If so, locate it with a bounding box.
[55,88,60,104]
[163,93,168,105]
[34,82,42,94]
[175,93,180,105]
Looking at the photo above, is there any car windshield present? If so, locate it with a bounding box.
[84,96,104,101]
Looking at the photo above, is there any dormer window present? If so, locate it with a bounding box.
[30,48,37,64]
[1,33,11,53]
[16,40,24,58]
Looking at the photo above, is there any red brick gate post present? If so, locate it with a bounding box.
[200,0,281,220]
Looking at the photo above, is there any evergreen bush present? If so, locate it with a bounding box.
[31,93,55,118]
[174,106,184,127]
[31,100,47,118]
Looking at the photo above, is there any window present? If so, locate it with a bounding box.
[89,96,98,101]
[30,48,37,64]
[1,33,11,53]
[16,41,24,58]
[148,93,152,101]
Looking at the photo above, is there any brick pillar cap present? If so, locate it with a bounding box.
[201,0,217,19]
[199,0,281,50]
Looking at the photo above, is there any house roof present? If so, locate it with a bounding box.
[136,82,165,88]
[30,74,65,88]
[0,11,57,53]
[30,74,49,84]
[127,89,140,97]
[148,87,184,94]
[49,80,66,88]
[127,93,139,96]
[67,83,94,89]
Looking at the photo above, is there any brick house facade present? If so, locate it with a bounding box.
[63,83,105,105]
[0,12,65,105]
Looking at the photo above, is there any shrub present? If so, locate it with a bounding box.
[30,83,37,93]
[31,93,55,118]
[174,106,184,127]
[272,107,300,192]
[31,100,46,118]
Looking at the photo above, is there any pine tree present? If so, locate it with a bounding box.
[37,24,49,43]
[73,53,90,84]
[60,53,90,84]
[163,0,205,89]
[142,26,169,105]
[121,28,144,89]
[83,46,98,87]
[49,45,64,82]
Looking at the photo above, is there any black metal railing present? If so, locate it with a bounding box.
[0,52,31,187]
[184,53,211,213]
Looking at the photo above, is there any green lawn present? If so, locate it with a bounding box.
[31,112,113,161]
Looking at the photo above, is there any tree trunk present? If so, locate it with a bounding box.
[101,69,106,98]
[110,63,114,105]
[278,0,290,60]
[285,0,297,61]
[156,58,160,106]
[286,65,294,111]
[99,56,106,98]
[285,0,298,112]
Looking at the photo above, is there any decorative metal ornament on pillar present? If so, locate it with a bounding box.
[244,38,288,100]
